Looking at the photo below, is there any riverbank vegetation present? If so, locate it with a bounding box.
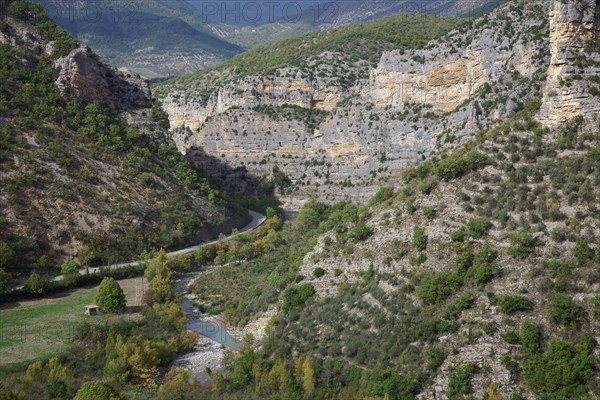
[0,252,197,398]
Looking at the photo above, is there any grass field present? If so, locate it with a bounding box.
[0,278,147,368]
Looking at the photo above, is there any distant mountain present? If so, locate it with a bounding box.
[34,0,501,77]
[35,0,244,77]
[188,0,502,27]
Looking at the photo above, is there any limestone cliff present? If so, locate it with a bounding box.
[538,0,600,125]
[158,0,558,204]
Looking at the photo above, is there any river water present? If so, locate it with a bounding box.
[171,270,239,383]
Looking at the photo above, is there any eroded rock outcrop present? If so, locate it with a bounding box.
[538,0,600,126]
[55,48,152,110]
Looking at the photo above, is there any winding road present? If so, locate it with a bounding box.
[19,210,266,287]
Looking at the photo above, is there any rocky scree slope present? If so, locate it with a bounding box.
[0,1,239,287]
[156,0,600,206]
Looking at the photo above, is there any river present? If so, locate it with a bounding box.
[171,270,239,383]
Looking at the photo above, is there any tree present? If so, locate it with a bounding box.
[157,369,203,400]
[25,272,45,294]
[60,260,80,285]
[0,241,16,271]
[95,278,126,313]
[302,356,315,397]
[73,381,121,400]
[0,269,11,295]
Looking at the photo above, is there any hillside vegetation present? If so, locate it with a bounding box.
[178,100,600,399]
[0,1,238,291]
[154,12,462,101]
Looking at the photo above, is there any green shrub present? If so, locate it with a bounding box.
[481,321,496,335]
[502,331,520,344]
[572,238,593,265]
[426,346,446,371]
[282,283,315,313]
[467,217,492,239]
[418,271,458,304]
[548,293,584,329]
[497,295,533,314]
[546,259,573,280]
[443,292,474,320]
[521,338,594,399]
[313,267,325,278]
[423,207,437,220]
[60,260,80,285]
[45,377,68,399]
[73,380,122,400]
[509,229,539,259]
[520,321,541,355]
[466,245,497,288]
[139,172,155,187]
[448,363,479,400]
[0,241,16,271]
[370,187,394,205]
[25,272,46,294]
[449,228,467,242]
[0,269,11,295]
[350,220,372,242]
[413,227,428,252]
[434,150,490,181]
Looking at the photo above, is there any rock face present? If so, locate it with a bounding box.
[54,48,152,111]
[370,41,537,113]
[538,0,600,126]
[159,0,577,204]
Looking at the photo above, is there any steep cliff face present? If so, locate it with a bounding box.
[54,48,152,110]
[159,0,551,204]
[538,0,600,125]
[1,13,152,111]
[164,75,344,133]
[370,37,538,113]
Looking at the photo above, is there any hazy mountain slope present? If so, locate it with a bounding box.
[33,0,500,78]
[35,0,244,77]
[0,1,245,288]
[196,0,501,47]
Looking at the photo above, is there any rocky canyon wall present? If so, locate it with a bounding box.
[538,0,600,126]
[160,0,554,203]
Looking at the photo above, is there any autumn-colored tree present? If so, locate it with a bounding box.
[302,355,315,398]
[73,381,122,400]
[157,369,203,400]
[127,343,160,388]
